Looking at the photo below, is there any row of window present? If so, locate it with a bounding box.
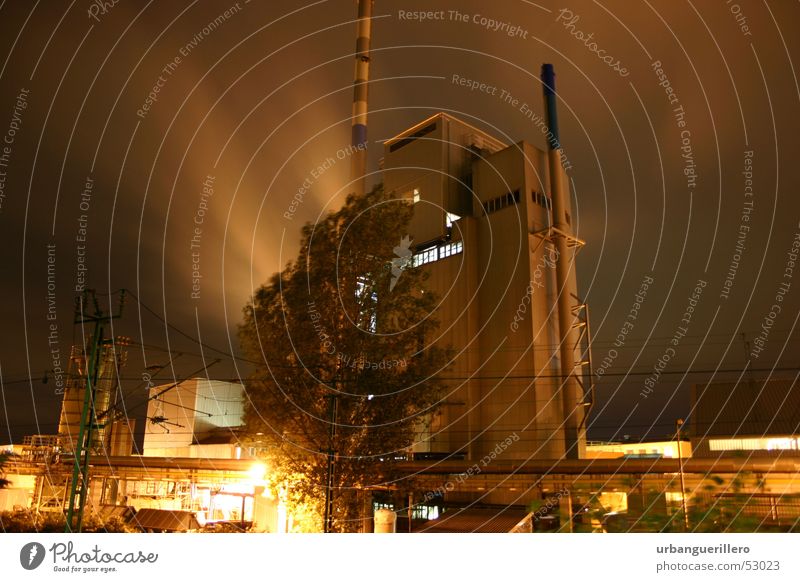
[412,241,463,267]
[482,189,520,215]
[532,190,552,210]
[482,190,553,215]
[411,187,551,219]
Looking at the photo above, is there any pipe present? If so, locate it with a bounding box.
[349,0,373,198]
[541,64,585,459]
[541,64,561,150]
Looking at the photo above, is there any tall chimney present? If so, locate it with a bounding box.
[541,64,586,459]
[349,0,373,198]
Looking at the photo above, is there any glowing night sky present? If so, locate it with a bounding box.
[1,0,798,444]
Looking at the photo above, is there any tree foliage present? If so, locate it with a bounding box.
[0,510,135,533]
[239,185,449,532]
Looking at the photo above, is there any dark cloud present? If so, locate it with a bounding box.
[0,0,798,443]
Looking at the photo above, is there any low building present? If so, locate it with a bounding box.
[691,378,800,458]
[143,378,245,457]
[585,440,691,459]
[2,378,293,532]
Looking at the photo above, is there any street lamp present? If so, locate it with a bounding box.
[248,462,267,483]
[676,418,689,531]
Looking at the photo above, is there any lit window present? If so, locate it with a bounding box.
[440,241,463,258]
[411,505,440,520]
[412,188,420,204]
[412,247,438,267]
[708,436,800,451]
[412,241,463,266]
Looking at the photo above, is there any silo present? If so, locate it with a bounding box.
[57,345,87,454]
[374,508,397,533]
[57,340,128,455]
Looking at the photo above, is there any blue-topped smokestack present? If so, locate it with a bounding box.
[541,63,561,151]
[539,63,586,460]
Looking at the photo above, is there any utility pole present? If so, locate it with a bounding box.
[64,290,124,533]
[323,393,338,533]
[676,418,689,531]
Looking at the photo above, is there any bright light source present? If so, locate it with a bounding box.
[367,394,374,400]
[248,462,267,482]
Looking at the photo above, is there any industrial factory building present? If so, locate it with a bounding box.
[5,100,800,530]
[4,95,800,529]
[386,109,591,463]
[1,374,289,532]
[375,92,800,527]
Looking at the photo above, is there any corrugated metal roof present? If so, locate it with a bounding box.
[97,504,136,521]
[131,509,200,532]
[414,507,529,533]
[691,378,800,436]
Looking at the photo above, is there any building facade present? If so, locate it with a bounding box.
[384,113,591,461]
[691,378,800,458]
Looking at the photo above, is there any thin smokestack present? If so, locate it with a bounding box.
[541,63,586,459]
[350,0,373,198]
[541,64,561,150]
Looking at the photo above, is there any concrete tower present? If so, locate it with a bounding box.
[382,95,591,461]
